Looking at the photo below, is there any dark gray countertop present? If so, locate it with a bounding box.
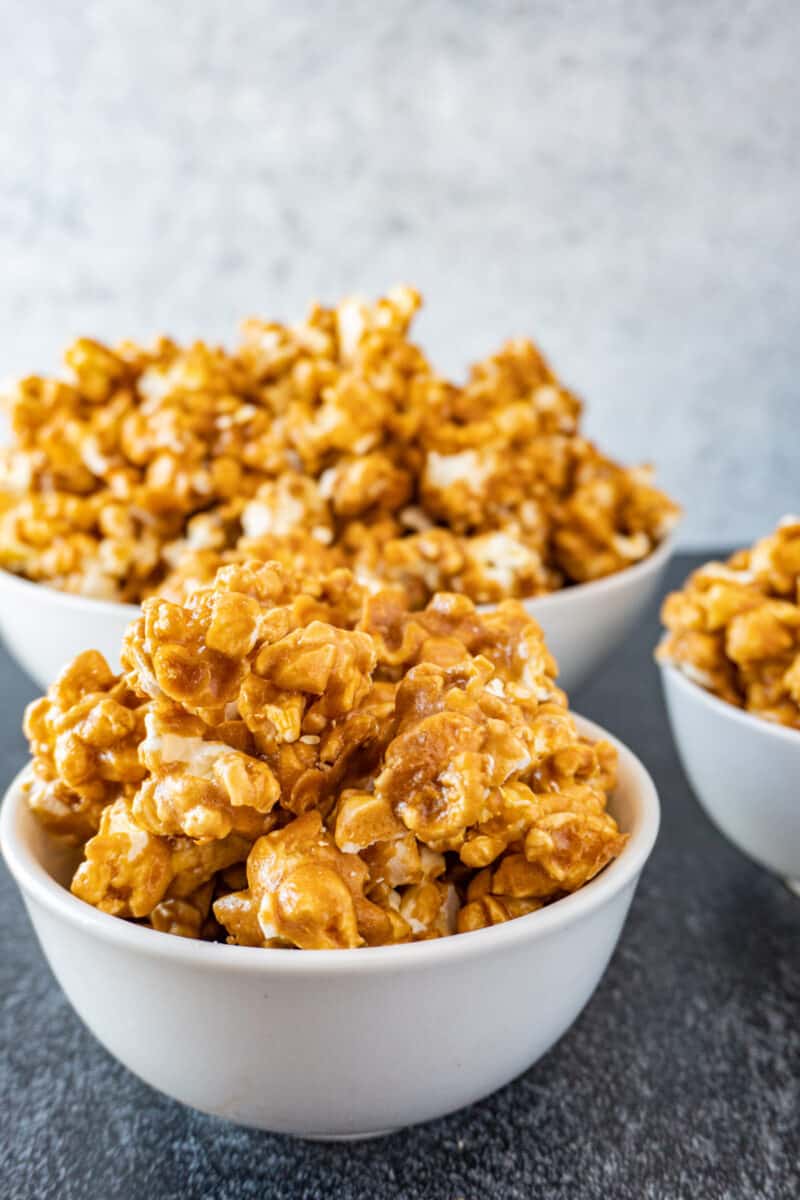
[1,553,798,1200]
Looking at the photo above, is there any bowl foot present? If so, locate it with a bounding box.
[784,878,800,898]
[300,1128,399,1142]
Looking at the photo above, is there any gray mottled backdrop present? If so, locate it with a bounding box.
[1,0,798,546]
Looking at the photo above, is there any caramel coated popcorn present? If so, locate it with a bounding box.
[657,518,800,728]
[0,289,678,607]
[24,562,627,948]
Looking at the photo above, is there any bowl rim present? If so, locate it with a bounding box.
[0,527,677,621]
[519,528,676,612]
[0,713,660,976]
[658,659,800,746]
[0,563,141,620]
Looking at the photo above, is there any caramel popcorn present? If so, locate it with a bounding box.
[657,518,800,728]
[0,289,678,607]
[24,561,627,948]
[23,650,147,842]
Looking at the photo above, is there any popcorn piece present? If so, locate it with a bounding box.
[149,880,215,939]
[253,621,377,726]
[217,811,389,950]
[240,473,333,543]
[23,650,146,843]
[132,701,280,840]
[122,595,251,714]
[68,797,172,917]
[212,887,268,947]
[399,880,460,939]
[458,894,543,933]
[71,797,250,919]
[372,641,574,859]
[362,835,446,890]
[333,789,405,854]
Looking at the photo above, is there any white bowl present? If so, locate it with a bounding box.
[660,663,800,888]
[0,535,675,693]
[0,714,659,1140]
[0,568,138,685]
[521,534,675,693]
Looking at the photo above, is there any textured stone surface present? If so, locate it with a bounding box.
[1,553,799,1199]
[2,4,800,544]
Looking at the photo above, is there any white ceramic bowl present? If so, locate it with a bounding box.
[0,714,659,1140]
[0,568,138,685]
[660,663,800,889]
[0,535,675,693]
[520,534,675,693]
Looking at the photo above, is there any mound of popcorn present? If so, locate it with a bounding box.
[0,287,678,607]
[657,517,800,729]
[23,561,626,948]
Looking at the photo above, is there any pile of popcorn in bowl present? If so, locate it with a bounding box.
[658,516,800,729]
[23,561,626,948]
[0,286,678,607]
